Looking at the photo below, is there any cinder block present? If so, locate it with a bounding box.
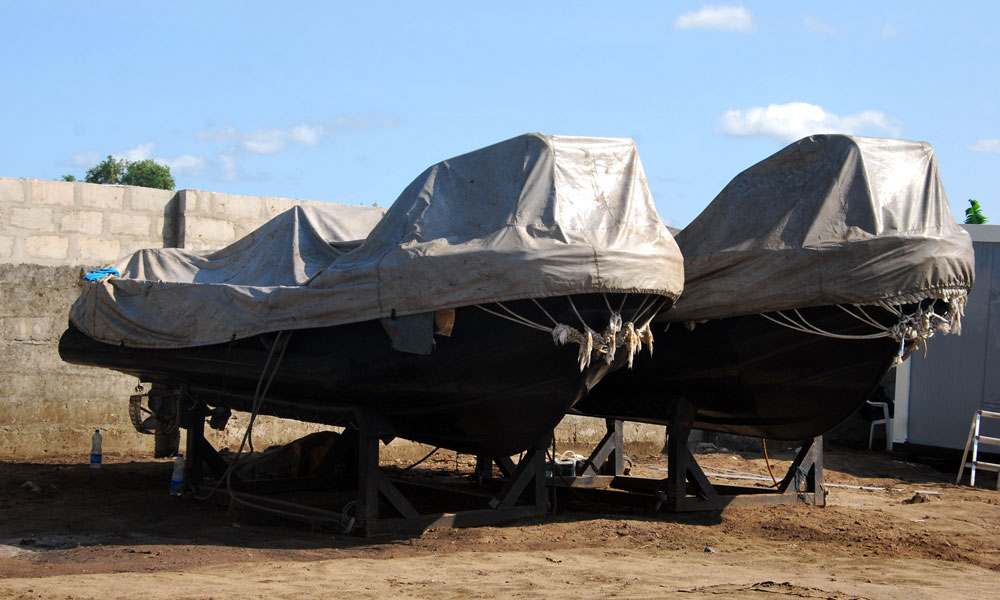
[265,197,299,218]
[194,190,214,214]
[158,216,180,248]
[208,191,226,214]
[77,237,122,263]
[177,189,199,214]
[1,316,57,341]
[554,414,667,457]
[25,235,69,260]
[231,223,258,241]
[80,183,123,209]
[29,179,76,206]
[0,424,149,460]
[59,210,104,235]
[0,236,14,258]
[0,264,82,316]
[186,216,235,246]
[9,206,54,230]
[222,194,264,221]
[119,240,156,256]
[0,372,120,404]
[0,343,136,395]
[109,213,151,237]
[127,186,175,212]
[0,178,25,204]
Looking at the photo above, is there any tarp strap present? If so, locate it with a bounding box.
[759,310,890,340]
[476,294,661,372]
[754,293,967,366]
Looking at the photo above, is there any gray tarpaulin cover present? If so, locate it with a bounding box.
[668,134,974,322]
[70,133,683,348]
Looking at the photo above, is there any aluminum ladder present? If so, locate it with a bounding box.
[956,410,1000,489]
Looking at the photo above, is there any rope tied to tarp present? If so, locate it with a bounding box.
[750,290,967,366]
[477,294,661,372]
[550,317,654,371]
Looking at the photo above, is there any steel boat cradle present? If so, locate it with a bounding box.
[558,135,975,512]
[59,133,685,533]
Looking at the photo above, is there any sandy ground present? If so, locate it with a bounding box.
[1,445,998,599]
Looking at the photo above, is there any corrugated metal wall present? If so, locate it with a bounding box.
[905,234,1000,449]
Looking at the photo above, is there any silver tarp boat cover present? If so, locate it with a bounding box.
[70,133,683,348]
[668,135,974,324]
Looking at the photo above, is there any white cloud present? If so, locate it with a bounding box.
[118,143,156,162]
[162,154,207,176]
[195,125,237,143]
[674,5,755,32]
[197,123,326,155]
[718,102,902,142]
[219,154,242,182]
[243,125,324,154]
[969,139,1000,154]
[114,143,206,174]
[68,151,101,167]
[66,143,214,181]
[882,23,899,38]
[803,16,837,36]
[241,131,290,155]
[288,124,322,145]
[170,115,399,183]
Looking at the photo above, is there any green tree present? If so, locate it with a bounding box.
[965,199,988,224]
[85,155,127,185]
[60,174,76,182]
[121,159,175,190]
[84,155,175,190]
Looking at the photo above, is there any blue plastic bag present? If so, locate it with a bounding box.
[82,267,120,282]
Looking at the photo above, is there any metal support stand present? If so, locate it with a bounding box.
[354,437,547,535]
[181,386,206,488]
[550,406,825,512]
[581,418,625,476]
[180,398,548,536]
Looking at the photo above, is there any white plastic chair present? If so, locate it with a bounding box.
[867,401,892,451]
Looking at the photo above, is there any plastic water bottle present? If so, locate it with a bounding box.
[90,429,102,469]
[169,453,185,496]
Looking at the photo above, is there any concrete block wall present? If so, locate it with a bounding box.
[0,176,666,462]
[0,178,348,460]
[0,178,176,265]
[0,263,329,459]
[0,178,175,459]
[175,190,313,251]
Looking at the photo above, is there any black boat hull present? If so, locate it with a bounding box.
[60,294,654,457]
[573,305,901,441]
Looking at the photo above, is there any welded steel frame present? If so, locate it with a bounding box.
[179,391,548,536]
[549,402,825,512]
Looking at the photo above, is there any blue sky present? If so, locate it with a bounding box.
[2,1,997,227]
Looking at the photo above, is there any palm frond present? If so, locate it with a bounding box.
[965,199,988,224]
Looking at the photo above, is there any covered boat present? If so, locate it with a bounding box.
[60,133,684,456]
[574,135,974,440]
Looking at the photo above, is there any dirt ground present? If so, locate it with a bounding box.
[1,444,998,599]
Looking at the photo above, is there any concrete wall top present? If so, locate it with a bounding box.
[0,177,175,266]
[176,189,332,252]
[0,177,338,264]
